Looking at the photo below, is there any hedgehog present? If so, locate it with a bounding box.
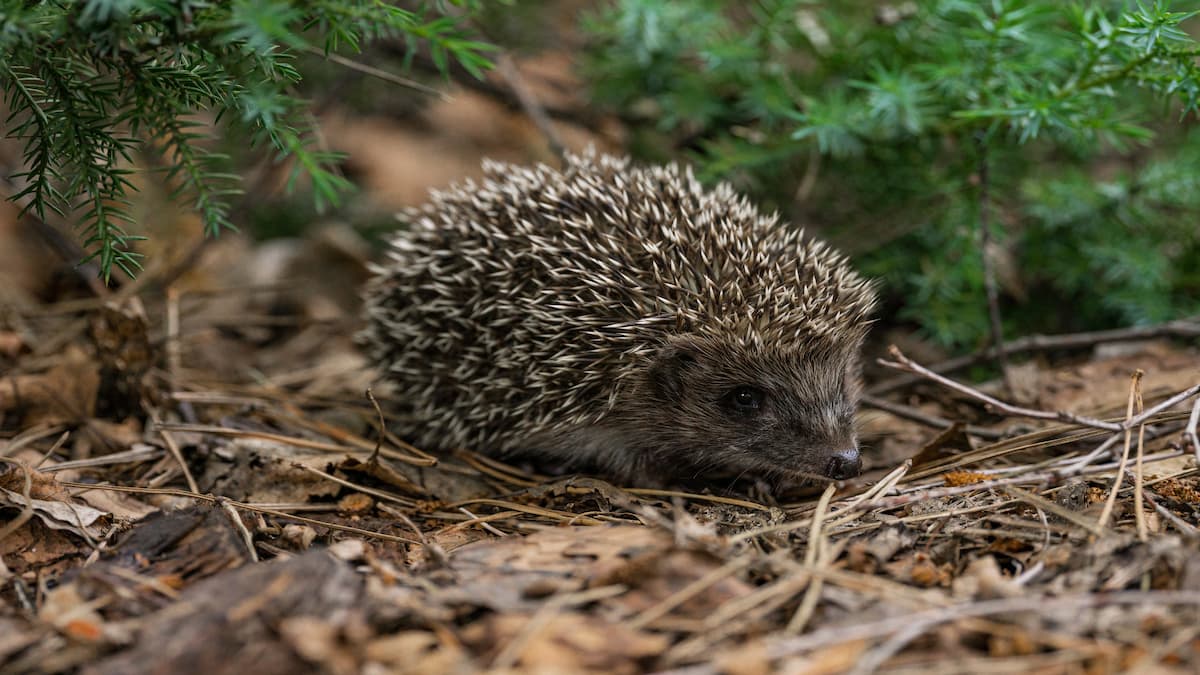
[360,151,877,487]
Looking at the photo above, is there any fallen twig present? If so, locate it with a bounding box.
[861,394,1005,439]
[785,483,836,634]
[1185,397,1200,464]
[496,53,566,163]
[1096,371,1142,532]
[879,346,1121,431]
[868,320,1200,396]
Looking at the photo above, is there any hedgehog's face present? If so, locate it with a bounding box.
[644,334,864,483]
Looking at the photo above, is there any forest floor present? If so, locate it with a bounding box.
[1,220,1199,674]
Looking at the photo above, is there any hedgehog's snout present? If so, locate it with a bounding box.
[824,447,862,480]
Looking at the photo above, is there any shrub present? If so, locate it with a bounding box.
[583,0,1200,349]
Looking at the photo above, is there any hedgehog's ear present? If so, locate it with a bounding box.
[648,338,700,401]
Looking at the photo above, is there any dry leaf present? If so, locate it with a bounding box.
[365,631,468,675]
[0,357,99,426]
[0,487,107,539]
[444,526,669,611]
[462,611,668,674]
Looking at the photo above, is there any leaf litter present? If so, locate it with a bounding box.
[1,228,1199,674]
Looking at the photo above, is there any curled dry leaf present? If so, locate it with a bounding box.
[0,464,109,542]
[0,462,71,500]
[282,524,318,551]
[442,524,756,633]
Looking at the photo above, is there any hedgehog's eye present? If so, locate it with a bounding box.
[725,386,765,415]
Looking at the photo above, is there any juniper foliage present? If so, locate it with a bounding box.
[584,0,1200,348]
[0,0,492,281]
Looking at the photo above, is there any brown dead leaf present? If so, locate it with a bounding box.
[40,583,117,645]
[418,525,490,562]
[70,483,157,522]
[606,548,755,622]
[0,479,108,540]
[365,631,469,675]
[444,526,670,612]
[1040,341,1198,419]
[777,639,869,675]
[324,86,616,210]
[63,619,105,643]
[986,538,1028,554]
[337,492,374,515]
[711,640,771,675]
[443,525,754,627]
[200,439,344,504]
[0,517,94,576]
[0,355,100,426]
[338,456,427,498]
[96,505,250,583]
[858,408,930,469]
[462,611,668,674]
[0,462,71,500]
[75,417,144,456]
[86,418,143,447]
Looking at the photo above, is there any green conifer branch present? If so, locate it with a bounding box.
[0,0,495,282]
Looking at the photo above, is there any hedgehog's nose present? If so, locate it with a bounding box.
[826,448,861,480]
